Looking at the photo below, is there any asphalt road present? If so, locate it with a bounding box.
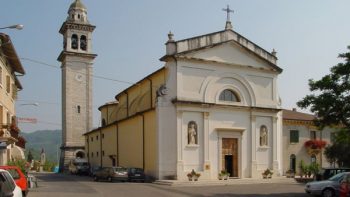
[28,173,310,197]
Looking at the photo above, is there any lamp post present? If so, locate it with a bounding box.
[0,24,23,30]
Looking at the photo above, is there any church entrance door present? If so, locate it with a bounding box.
[222,138,238,177]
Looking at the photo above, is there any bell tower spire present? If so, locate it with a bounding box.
[58,0,97,172]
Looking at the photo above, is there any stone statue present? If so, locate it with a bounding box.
[260,126,268,146]
[188,121,197,145]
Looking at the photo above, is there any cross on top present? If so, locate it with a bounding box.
[222,5,234,22]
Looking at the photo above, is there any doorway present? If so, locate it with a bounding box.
[222,138,238,177]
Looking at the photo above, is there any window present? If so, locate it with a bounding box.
[6,75,10,93]
[102,151,105,156]
[91,152,93,157]
[96,135,98,140]
[310,131,317,140]
[101,119,106,127]
[290,154,296,172]
[219,89,240,102]
[80,35,87,51]
[12,84,17,99]
[91,137,93,142]
[77,105,81,113]
[311,154,316,163]
[96,152,99,157]
[290,130,299,143]
[71,34,78,49]
[102,133,104,139]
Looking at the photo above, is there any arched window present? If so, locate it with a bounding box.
[219,89,240,102]
[71,34,78,49]
[80,35,87,51]
[77,105,81,113]
[259,125,268,146]
[290,154,296,172]
[311,154,317,164]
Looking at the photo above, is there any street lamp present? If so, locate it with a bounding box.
[0,24,24,30]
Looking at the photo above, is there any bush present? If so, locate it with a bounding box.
[43,161,56,172]
[7,159,28,174]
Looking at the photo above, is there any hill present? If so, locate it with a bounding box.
[22,130,61,163]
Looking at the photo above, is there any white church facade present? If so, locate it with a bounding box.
[85,7,284,180]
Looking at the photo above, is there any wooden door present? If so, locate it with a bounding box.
[222,138,238,177]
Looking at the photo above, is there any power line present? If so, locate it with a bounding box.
[21,57,137,85]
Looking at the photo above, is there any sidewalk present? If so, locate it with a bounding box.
[154,177,299,187]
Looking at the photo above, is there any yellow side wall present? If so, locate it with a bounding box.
[116,94,127,121]
[87,131,100,167]
[118,116,143,168]
[101,125,117,167]
[144,110,157,176]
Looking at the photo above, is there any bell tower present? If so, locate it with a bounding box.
[58,0,97,171]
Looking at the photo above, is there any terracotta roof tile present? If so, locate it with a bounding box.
[282,109,315,121]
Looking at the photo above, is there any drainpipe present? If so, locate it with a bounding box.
[142,114,145,170]
[146,78,153,108]
[100,129,102,167]
[116,124,119,166]
[125,91,129,117]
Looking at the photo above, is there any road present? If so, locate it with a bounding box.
[28,173,309,197]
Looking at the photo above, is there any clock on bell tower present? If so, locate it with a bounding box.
[57,0,97,172]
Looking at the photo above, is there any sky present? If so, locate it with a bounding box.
[1,0,349,133]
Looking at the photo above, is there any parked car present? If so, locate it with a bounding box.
[93,167,128,182]
[0,166,28,196]
[127,167,145,182]
[305,172,350,197]
[340,173,350,197]
[89,166,102,177]
[68,158,90,175]
[0,169,23,197]
[317,168,350,181]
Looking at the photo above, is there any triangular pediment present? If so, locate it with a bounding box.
[178,41,280,72]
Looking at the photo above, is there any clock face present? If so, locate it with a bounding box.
[75,74,84,82]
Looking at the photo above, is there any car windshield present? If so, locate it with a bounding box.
[6,169,20,179]
[329,172,345,181]
[114,167,127,172]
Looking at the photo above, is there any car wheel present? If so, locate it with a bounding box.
[322,188,334,197]
[107,177,112,182]
[93,176,98,182]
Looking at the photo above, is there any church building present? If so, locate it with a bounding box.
[84,6,284,180]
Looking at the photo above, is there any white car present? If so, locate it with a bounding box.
[0,169,23,197]
[305,172,350,197]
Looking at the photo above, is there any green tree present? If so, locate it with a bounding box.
[297,46,350,129]
[7,159,27,174]
[297,46,350,167]
[27,150,33,162]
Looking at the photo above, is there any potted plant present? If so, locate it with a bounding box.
[286,169,295,178]
[304,140,327,155]
[194,173,201,181]
[262,168,273,179]
[187,169,200,181]
[218,170,230,180]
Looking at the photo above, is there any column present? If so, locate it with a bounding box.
[250,114,258,178]
[203,112,211,177]
[176,111,184,179]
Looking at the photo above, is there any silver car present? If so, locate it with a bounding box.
[305,172,350,197]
